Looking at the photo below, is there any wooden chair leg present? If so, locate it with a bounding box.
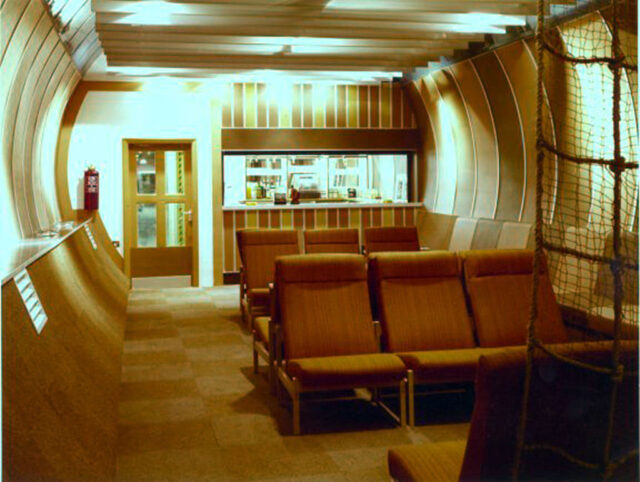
[407,370,415,427]
[269,360,276,394]
[400,378,407,427]
[276,371,285,405]
[252,338,258,374]
[292,379,301,435]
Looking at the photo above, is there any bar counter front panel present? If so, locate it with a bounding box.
[222,203,422,273]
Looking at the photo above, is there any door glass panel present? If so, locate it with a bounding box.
[137,203,157,247]
[166,203,186,247]
[165,151,186,195]
[136,151,156,194]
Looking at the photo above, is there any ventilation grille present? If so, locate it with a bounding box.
[14,270,48,334]
[84,224,97,250]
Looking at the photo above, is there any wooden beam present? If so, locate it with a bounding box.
[95,31,476,50]
[95,12,510,34]
[106,57,419,72]
[92,0,554,15]
[100,40,455,57]
[96,22,489,42]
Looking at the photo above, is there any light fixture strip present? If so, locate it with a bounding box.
[84,225,98,250]
[14,270,48,334]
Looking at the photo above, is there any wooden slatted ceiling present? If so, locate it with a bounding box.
[41,0,102,73]
[87,0,571,75]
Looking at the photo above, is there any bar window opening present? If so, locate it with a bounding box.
[223,152,411,207]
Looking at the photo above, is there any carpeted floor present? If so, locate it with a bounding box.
[116,286,471,481]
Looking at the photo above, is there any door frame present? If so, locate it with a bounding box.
[122,138,199,287]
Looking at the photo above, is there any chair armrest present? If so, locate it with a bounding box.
[239,266,247,298]
[269,283,277,321]
[268,282,286,366]
[272,323,284,367]
[373,320,382,347]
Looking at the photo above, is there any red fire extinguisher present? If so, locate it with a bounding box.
[84,166,99,210]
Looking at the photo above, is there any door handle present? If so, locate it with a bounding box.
[184,210,193,222]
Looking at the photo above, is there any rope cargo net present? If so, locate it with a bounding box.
[515,0,638,479]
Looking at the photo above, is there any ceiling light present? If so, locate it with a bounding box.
[465,12,526,27]
[114,1,188,26]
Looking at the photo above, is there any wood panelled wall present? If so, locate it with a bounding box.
[408,10,638,231]
[409,10,638,317]
[221,82,416,129]
[1,0,98,239]
[223,205,417,273]
[2,216,128,481]
[408,40,540,223]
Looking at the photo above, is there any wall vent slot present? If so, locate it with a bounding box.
[84,225,97,250]
[14,270,48,334]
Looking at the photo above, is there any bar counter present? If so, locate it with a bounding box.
[222,202,424,274]
[223,201,422,211]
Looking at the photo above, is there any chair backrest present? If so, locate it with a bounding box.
[363,226,420,254]
[447,218,478,252]
[459,343,638,480]
[462,249,568,347]
[594,229,638,304]
[275,254,378,360]
[304,228,360,254]
[236,229,299,290]
[368,251,476,352]
[415,210,458,250]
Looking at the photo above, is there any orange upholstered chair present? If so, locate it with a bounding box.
[236,229,299,385]
[273,254,407,434]
[388,341,638,481]
[303,228,360,254]
[364,226,420,254]
[369,251,501,425]
[461,249,568,347]
[236,229,299,326]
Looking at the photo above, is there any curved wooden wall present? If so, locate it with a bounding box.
[1,0,100,239]
[410,10,637,317]
[2,216,127,481]
[409,44,543,224]
[409,11,637,232]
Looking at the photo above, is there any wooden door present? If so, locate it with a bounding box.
[124,141,198,285]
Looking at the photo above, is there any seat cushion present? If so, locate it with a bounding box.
[388,441,466,481]
[397,348,505,383]
[247,288,270,309]
[287,353,406,388]
[254,316,270,344]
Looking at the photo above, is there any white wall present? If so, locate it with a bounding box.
[67,90,215,286]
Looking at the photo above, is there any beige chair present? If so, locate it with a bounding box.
[369,251,500,425]
[364,226,420,255]
[273,254,407,434]
[461,249,568,347]
[236,230,299,385]
[303,228,360,254]
[388,341,638,481]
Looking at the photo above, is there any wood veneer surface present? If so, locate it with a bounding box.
[2,226,127,481]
